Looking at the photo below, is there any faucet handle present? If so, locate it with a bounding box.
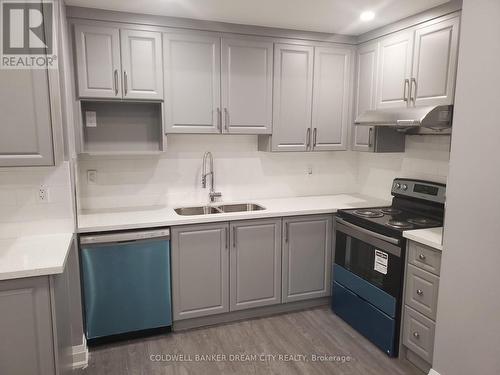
[209,191,222,202]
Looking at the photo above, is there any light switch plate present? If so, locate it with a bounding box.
[85,111,97,127]
[87,170,97,185]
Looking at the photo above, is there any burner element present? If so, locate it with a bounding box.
[407,218,441,226]
[385,220,414,229]
[380,208,403,215]
[353,209,384,218]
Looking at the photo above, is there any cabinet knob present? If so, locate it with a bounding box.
[419,253,426,260]
[413,332,420,339]
[416,289,424,296]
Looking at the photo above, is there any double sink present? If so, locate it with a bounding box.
[174,203,265,216]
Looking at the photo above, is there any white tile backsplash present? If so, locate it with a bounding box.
[0,162,75,238]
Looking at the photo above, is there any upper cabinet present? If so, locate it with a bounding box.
[259,43,353,152]
[376,30,414,109]
[221,38,273,134]
[0,69,54,167]
[163,33,273,135]
[163,32,221,133]
[374,16,460,110]
[411,17,460,107]
[74,23,163,100]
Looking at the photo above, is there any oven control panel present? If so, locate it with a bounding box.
[391,178,446,204]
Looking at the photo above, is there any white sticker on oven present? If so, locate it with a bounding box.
[374,250,388,275]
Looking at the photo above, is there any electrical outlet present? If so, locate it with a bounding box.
[307,166,313,175]
[38,185,49,203]
[87,170,97,185]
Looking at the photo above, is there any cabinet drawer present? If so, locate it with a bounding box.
[403,306,435,364]
[408,241,442,276]
[405,264,439,320]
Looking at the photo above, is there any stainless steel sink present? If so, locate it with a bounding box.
[174,206,222,216]
[217,203,265,213]
[174,203,265,216]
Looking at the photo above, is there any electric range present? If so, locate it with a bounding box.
[331,178,445,357]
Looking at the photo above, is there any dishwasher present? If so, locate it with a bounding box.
[80,228,172,342]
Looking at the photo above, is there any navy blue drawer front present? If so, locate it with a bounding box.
[333,264,396,318]
[332,281,396,357]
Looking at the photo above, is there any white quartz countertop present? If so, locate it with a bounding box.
[0,233,74,281]
[403,227,444,251]
[78,194,389,233]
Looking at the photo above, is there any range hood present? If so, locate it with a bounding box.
[355,105,453,135]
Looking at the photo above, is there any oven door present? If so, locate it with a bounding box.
[334,217,403,299]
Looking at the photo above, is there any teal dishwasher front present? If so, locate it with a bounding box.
[80,228,172,341]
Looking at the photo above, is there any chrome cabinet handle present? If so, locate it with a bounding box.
[225,227,229,250]
[216,108,221,131]
[313,128,317,148]
[410,77,417,103]
[224,108,229,132]
[233,226,236,248]
[413,332,420,339]
[285,222,289,243]
[306,128,311,150]
[113,69,118,95]
[419,253,426,260]
[124,71,128,95]
[368,127,374,148]
[416,289,424,296]
[403,79,409,102]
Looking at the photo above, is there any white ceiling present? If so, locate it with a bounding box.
[65,0,451,35]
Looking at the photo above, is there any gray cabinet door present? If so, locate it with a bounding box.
[171,223,229,320]
[376,29,414,109]
[163,32,221,133]
[312,46,353,151]
[272,44,314,151]
[74,24,121,98]
[120,29,163,100]
[229,219,282,311]
[0,69,54,166]
[282,215,333,302]
[353,41,378,151]
[0,277,55,375]
[221,37,273,134]
[411,17,460,107]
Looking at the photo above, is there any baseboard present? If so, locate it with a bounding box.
[71,334,89,369]
[428,369,441,375]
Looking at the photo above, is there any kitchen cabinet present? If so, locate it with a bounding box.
[0,69,54,166]
[171,223,229,320]
[74,23,162,100]
[411,17,460,107]
[120,29,163,100]
[229,219,281,311]
[353,41,378,151]
[221,37,273,134]
[376,29,414,109]
[311,46,352,151]
[282,215,333,302]
[268,43,314,151]
[0,262,73,375]
[163,32,221,133]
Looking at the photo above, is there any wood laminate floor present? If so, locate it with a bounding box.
[77,306,422,375]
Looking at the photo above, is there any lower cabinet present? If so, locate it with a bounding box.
[171,215,333,321]
[171,223,230,320]
[282,215,333,302]
[229,219,282,311]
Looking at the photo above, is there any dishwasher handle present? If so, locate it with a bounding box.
[80,228,170,245]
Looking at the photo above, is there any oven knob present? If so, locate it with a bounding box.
[402,184,408,191]
[395,183,401,189]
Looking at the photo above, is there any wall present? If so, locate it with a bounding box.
[357,135,451,200]
[432,1,500,374]
[0,162,74,239]
[77,134,359,210]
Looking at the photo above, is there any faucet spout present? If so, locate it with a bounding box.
[201,152,221,202]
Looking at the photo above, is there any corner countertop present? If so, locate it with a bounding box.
[77,194,389,233]
[403,227,444,251]
[0,233,74,281]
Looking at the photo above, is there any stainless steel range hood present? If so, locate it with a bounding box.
[355,105,453,135]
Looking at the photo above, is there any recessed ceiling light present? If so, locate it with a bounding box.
[360,11,375,21]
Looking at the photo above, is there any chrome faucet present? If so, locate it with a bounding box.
[202,151,222,202]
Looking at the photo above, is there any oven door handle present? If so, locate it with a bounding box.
[336,218,400,246]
